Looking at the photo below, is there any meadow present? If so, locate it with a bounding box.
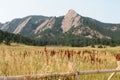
[0,43,120,80]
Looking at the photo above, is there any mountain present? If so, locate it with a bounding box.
[0,23,3,28]
[0,16,48,37]
[0,9,120,41]
[61,9,82,32]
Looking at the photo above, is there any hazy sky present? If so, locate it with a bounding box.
[0,0,120,23]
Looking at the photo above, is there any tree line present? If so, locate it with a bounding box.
[36,34,120,47]
[1,30,120,47]
[0,30,35,45]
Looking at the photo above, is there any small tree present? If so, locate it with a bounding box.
[5,38,11,45]
[91,44,95,48]
[98,45,103,48]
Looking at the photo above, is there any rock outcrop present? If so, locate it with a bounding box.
[34,17,56,34]
[0,22,10,31]
[61,9,81,32]
[13,17,31,34]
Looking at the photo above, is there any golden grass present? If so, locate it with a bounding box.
[0,43,120,80]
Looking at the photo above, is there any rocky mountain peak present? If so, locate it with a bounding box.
[13,17,31,34]
[34,17,56,34]
[67,9,78,16]
[0,22,2,25]
[61,9,82,32]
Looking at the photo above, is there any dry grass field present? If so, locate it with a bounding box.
[0,43,120,80]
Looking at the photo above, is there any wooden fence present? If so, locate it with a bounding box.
[1,54,120,80]
[0,69,120,80]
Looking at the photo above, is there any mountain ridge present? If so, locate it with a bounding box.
[0,9,120,40]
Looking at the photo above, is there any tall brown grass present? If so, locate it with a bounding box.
[0,44,119,80]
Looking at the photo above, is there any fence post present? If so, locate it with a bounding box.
[107,65,120,80]
[108,54,120,80]
[68,60,79,80]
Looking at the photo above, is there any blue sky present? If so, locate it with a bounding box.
[0,0,120,23]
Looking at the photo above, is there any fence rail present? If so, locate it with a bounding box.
[0,69,120,80]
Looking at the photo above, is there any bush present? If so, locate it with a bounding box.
[91,44,95,48]
[98,45,103,48]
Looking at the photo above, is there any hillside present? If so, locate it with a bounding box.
[0,9,120,46]
[0,30,35,45]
